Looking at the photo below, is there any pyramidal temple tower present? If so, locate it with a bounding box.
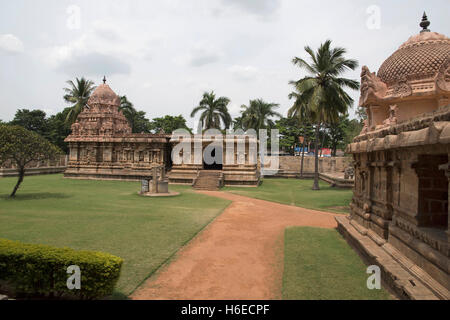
[64,78,171,180]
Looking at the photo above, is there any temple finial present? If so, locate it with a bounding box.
[103,75,107,84]
[420,12,430,33]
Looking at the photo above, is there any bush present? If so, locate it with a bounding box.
[0,239,123,299]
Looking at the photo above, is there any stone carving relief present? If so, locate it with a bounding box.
[392,76,412,98]
[71,122,81,136]
[360,119,369,135]
[436,60,450,92]
[383,105,399,127]
[359,66,388,107]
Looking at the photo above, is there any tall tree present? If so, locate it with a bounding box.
[275,117,302,154]
[232,116,244,131]
[240,99,282,134]
[288,40,359,190]
[149,115,191,134]
[118,96,152,133]
[63,77,96,125]
[47,107,72,153]
[119,95,137,129]
[190,91,232,131]
[10,109,49,138]
[0,125,62,197]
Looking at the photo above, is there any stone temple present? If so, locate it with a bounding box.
[64,80,259,188]
[64,81,172,181]
[337,14,450,299]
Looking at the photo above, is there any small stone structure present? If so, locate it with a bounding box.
[168,135,260,187]
[140,166,178,197]
[337,14,450,299]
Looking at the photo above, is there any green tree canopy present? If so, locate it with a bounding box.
[191,91,232,131]
[64,77,96,125]
[288,40,359,190]
[10,109,49,138]
[240,99,282,133]
[47,107,72,153]
[119,96,152,133]
[0,125,62,197]
[149,115,191,134]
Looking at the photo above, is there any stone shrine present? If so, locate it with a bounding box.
[337,14,450,299]
[64,79,171,180]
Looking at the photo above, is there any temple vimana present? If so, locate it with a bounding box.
[337,15,450,299]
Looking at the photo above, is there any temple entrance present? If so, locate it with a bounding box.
[203,146,223,171]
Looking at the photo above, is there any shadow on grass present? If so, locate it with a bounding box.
[106,290,130,300]
[0,193,71,201]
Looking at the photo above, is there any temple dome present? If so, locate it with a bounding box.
[87,83,121,107]
[377,31,450,86]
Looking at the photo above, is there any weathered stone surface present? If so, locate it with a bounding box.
[345,20,450,297]
[336,216,447,300]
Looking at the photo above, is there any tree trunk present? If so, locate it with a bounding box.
[312,124,320,190]
[10,167,25,197]
[319,130,326,157]
[332,144,337,157]
[300,140,305,178]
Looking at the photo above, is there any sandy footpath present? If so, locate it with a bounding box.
[131,191,339,300]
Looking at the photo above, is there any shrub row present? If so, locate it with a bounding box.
[0,238,123,299]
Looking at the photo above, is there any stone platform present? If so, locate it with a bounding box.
[138,191,180,197]
[336,215,449,300]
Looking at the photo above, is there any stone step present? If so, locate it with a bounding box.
[193,170,223,191]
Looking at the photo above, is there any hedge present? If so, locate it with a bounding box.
[0,239,123,299]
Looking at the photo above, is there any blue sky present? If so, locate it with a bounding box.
[0,0,449,127]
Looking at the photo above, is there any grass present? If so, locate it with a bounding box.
[0,174,230,297]
[224,178,352,214]
[282,227,391,300]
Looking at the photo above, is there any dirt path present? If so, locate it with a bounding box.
[131,192,340,300]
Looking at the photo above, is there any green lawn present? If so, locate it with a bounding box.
[224,178,352,214]
[0,174,230,297]
[282,227,391,300]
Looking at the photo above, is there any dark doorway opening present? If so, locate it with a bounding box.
[203,146,223,170]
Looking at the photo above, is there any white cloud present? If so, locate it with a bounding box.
[40,20,157,76]
[175,43,222,67]
[229,65,259,81]
[0,34,24,54]
[220,0,281,16]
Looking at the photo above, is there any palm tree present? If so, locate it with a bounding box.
[240,99,282,133]
[191,91,232,131]
[63,77,96,125]
[288,40,359,190]
[119,95,137,129]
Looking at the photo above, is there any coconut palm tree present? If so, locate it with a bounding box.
[288,40,359,190]
[191,91,232,131]
[240,99,282,133]
[119,95,137,129]
[63,77,96,125]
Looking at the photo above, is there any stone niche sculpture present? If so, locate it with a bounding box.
[337,14,450,300]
